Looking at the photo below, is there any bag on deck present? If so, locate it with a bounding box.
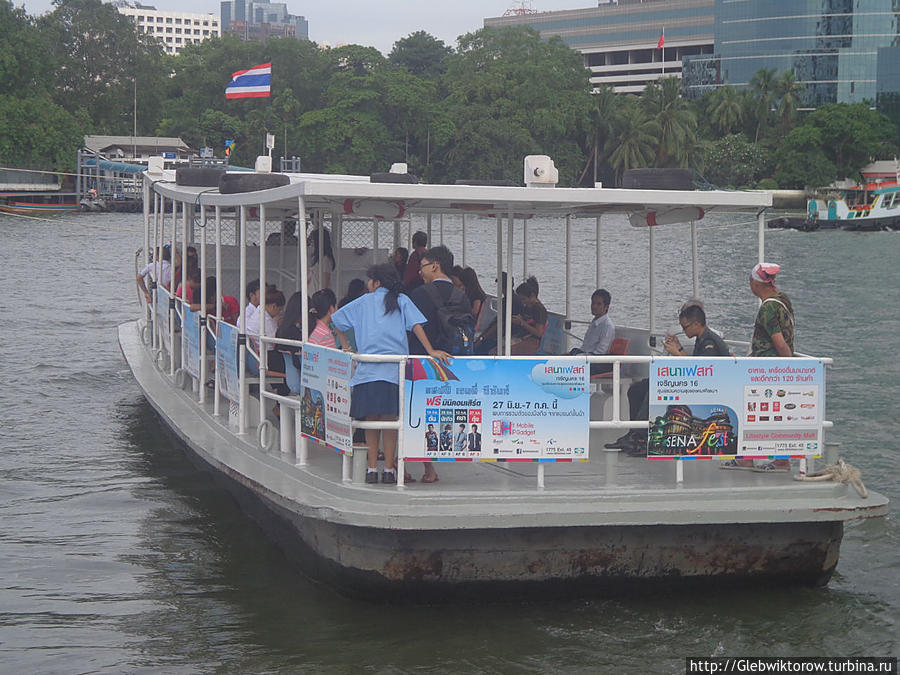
[423,283,475,355]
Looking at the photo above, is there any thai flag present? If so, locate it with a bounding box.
[225,62,271,99]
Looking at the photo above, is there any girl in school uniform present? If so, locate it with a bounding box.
[307,289,339,348]
[331,264,449,485]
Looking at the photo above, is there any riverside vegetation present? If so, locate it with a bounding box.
[3,0,899,188]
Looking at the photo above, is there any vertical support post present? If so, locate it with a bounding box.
[199,205,207,404]
[280,406,294,456]
[690,220,700,299]
[259,204,267,426]
[151,194,159,351]
[397,358,406,490]
[317,213,325,290]
[757,210,765,264]
[461,214,467,267]
[505,209,514,357]
[565,214,572,353]
[426,213,432,248]
[522,217,528,279]
[297,196,309,466]
[180,201,188,371]
[595,216,602,287]
[537,463,545,490]
[169,199,177,376]
[495,215,503,355]
[439,213,444,246]
[676,459,684,483]
[648,224,656,335]
[238,206,247,435]
[214,206,222,417]
[342,452,351,483]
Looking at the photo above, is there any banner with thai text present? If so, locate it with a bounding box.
[182,307,201,378]
[300,344,353,455]
[648,357,825,459]
[403,357,589,462]
[215,321,240,403]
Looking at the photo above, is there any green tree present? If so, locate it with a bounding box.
[707,85,744,136]
[773,125,836,188]
[389,31,452,78]
[749,68,778,142]
[0,94,88,170]
[774,71,803,134]
[701,134,769,187]
[605,96,658,183]
[642,77,696,167]
[579,84,617,184]
[803,103,895,178]
[440,27,591,184]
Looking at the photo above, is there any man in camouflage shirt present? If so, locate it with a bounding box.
[750,262,794,357]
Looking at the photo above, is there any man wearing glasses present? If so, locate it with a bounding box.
[607,304,731,454]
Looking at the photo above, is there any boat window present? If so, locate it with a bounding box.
[887,192,898,210]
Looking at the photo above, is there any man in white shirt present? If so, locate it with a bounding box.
[244,278,260,327]
[575,289,615,375]
[136,246,173,304]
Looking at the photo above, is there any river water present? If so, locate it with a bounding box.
[0,210,897,673]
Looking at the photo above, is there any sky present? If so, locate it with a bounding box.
[17,0,591,54]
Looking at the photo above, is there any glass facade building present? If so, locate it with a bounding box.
[682,0,900,104]
[486,0,900,104]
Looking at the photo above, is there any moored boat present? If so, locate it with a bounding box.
[119,157,889,601]
[768,181,900,231]
[0,200,79,215]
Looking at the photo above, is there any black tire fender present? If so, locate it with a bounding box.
[622,168,694,191]
[218,173,291,194]
[175,167,225,187]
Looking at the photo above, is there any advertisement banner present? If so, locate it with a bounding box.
[215,321,240,403]
[182,306,201,378]
[300,344,353,455]
[403,357,589,462]
[648,358,825,459]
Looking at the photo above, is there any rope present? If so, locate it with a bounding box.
[794,459,868,498]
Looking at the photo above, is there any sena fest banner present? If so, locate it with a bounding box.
[648,358,825,459]
[402,357,590,462]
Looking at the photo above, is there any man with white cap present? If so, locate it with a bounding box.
[749,262,794,357]
[725,263,795,472]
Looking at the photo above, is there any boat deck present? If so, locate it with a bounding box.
[120,321,888,532]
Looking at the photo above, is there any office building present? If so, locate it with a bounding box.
[220,0,308,42]
[485,0,900,105]
[113,1,221,55]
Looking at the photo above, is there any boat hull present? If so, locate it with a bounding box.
[119,320,884,601]
[768,214,900,231]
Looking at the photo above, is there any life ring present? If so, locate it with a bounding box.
[140,322,152,345]
[343,198,405,219]
[174,368,189,389]
[257,419,277,452]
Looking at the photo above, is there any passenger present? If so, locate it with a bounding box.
[175,265,201,304]
[330,263,450,485]
[245,278,261,327]
[266,219,298,245]
[402,230,428,290]
[392,247,409,279]
[246,290,285,376]
[571,288,615,375]
[136,246,172,304]
[307,227,335,294]
[199,277,239,329]
[511,276,547,354]
[338,278,365,309]
[307,288,340,348]
[456,266,488,321]
[408,245,474,357]
[172,246,197,292]
[473,272,527,355]
[276,292,305,355]
[725,263,795,472]
[439,424,453,452]
[609,304,731,455]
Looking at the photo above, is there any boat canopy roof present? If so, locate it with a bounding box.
[149,170,771,222]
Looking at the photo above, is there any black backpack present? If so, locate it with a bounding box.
[423,283,475,355]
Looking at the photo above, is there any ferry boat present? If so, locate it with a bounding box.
[118,156,889,601]
[0,200,79,215]
[768,181,900,231]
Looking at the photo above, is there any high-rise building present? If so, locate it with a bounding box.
[220,0,308,42]
[484,0,900,105]
[113,1,221,55]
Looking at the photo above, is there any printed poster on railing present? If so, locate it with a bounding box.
[215,321,240,403]
[403,357,589,462]
[155,286,171,351]
[648,357,825,459]
[300,344,353,455]
[182,307,201,378]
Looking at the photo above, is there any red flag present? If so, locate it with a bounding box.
[657,31,665,49]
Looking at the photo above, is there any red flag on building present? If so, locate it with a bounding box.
[657,29,665,50]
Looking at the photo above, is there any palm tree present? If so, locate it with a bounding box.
[578,84,617,184]
[642,77,696,166]
[605,96,659,183]
[709,85,743,136]
[775,71,804,135]
[750,68,778,142]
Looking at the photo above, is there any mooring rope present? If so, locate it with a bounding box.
[794,459,868,498]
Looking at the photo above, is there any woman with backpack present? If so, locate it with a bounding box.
[331,264,450,485]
